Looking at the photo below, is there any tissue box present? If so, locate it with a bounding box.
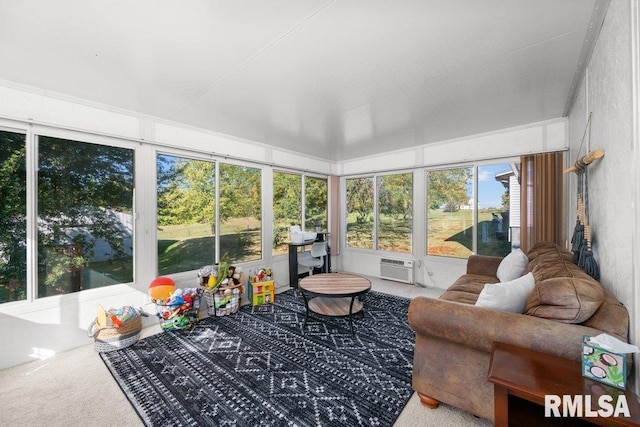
[582,335,627,390]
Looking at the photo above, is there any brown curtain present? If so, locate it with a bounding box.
[520,152,564,253]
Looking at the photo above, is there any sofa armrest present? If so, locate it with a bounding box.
[466,255,503,277]
[408,297,605,361]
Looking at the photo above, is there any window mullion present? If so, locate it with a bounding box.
[26,131,38,302]
[301,175,306,230]
[472,166,478,255]
[373,176,379,250]
[214,160,220,264]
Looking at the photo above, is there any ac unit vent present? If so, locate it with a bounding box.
[379,258,414,284]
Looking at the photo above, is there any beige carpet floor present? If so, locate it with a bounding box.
[0,275,492,426]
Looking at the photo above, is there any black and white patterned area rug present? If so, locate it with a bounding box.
[100,289,415,426]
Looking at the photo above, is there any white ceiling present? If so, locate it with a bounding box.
[0,0,603,161]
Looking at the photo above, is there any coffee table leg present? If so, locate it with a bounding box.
[301,291,310,333]
[348,296,356,336]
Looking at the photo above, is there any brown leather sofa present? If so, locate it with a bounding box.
[408,242,630,422]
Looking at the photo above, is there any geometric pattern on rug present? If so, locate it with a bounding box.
[100,289,415,426]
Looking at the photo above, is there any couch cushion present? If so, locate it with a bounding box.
[581,292,629,342]
[496,248,528,282]
[525,241,574,276]
[475,272,535,313]
[440,274,497,305]
[525,243,605,323]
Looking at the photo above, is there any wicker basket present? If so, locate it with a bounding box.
[154,290,202,331]
[203,283,243,316]
[87,315,142,353]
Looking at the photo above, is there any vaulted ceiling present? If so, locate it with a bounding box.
[0,0,604,160]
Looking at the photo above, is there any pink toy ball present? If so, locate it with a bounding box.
[148,276,176,300]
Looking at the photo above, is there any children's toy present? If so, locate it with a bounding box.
[153,287,202,331]
[199,263,245,316]
[250,267,272,283]
[248,280,275,306]
[148,276,176,300]
[88,305,145,352]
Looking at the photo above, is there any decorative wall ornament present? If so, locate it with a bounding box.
[565,113,603,280]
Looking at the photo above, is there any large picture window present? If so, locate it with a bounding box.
[427,163,520,258]
[157,157,263,271]
[305,176,328,233]
[157,155,216,275]
[219,163,262,263]
[377,173,412,253]
[346,177,374,249]
[38,136,134,297]
[427,167,473,258]
[476,163,519,257]
[272,173,328,256]
[0,131,27,303]
[346,173,412,252]
[272,172,302,255]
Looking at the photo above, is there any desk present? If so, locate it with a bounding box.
[288,232,330,288]
[487,342,640,426]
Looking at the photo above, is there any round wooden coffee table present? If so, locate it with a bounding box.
[299,273,371,336]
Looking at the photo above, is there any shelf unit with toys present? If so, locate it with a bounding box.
[248,268,275,306]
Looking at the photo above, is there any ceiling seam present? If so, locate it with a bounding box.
[168,0,337,120]
[563,0,611,116]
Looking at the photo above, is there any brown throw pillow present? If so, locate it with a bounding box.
[525,243,605,323]
[525,253,605,324]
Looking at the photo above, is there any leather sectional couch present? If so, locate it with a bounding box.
[408,242,630,422]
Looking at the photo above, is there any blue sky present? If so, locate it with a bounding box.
[477,163,512,209]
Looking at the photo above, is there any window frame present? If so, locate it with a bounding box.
[425,165,475,258]
[0,127,28,304]
[344,171,414,254]
[271,169,328,257]
[425,158,520,258]
[0,123,140,309]
[217,160,263,264]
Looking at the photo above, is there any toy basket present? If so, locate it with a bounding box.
[203,283,243,316]
[153,288,202,331]
[87,315,142,353]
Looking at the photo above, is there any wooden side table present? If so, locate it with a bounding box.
[487,342,640,426]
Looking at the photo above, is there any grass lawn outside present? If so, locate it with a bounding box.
[157,217,261,275]
[9,209,510,302]
[79,210,511,294]
[428,209,511,258]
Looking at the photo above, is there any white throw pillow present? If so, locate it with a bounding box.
[475,272,535,313]
[496,248,528,282]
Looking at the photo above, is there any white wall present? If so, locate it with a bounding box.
[567,0,640,386]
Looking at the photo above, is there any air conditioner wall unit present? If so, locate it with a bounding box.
[379,258,414,284]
